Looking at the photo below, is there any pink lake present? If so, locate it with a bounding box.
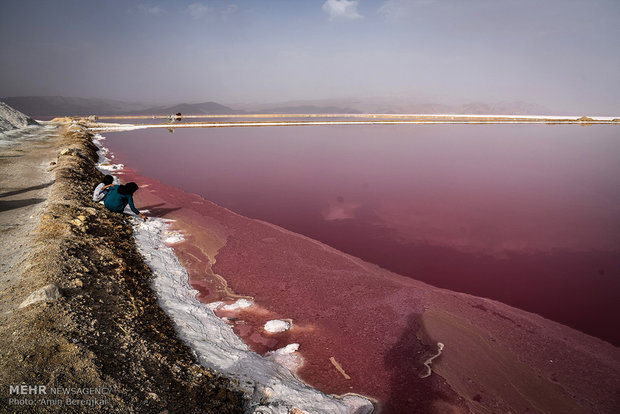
[104,124,620,347]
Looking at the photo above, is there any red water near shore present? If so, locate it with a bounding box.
[106,137,620,412]
[103,125,620,346]
[117,168,474,412]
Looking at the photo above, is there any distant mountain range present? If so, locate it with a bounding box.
[0,96,555,118]
[0,96,155,117]
[129,101,244,116]
[241,98,554,116]
[0,96,357,117]
[0,96,243,117]
[255,105,361,114]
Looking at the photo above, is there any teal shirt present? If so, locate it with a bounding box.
[104,185,140,215]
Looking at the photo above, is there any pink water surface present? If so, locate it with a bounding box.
[104,124,620,345]
[118,168,469,413]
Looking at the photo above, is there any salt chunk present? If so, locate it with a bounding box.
[266,343,302,373]
[264,319,291,333]
[276,343,299,354]
[206,301,224,310]
[221,298,253,311]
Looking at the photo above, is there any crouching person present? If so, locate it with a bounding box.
[104,182,147,221]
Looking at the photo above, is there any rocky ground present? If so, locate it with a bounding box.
[0,120,245,413]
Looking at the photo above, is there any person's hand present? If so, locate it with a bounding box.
[139,213,148,221]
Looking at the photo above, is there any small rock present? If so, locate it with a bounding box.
[19,284,62,308]
[341,395,375,414]
[75,279,83,288]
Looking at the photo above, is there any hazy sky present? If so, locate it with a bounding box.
[1,0,619,113]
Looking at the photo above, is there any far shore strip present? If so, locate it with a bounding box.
[86,113,619,131]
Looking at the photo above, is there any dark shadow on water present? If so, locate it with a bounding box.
[0,198,45,212]
[0,181,53,198]
[383,313,436,413]
[140,203,182,218]
[383,313,465,414]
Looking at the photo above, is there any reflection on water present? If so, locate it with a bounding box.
[105,124,620,344]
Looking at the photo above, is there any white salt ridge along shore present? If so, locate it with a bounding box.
[91,131,374,414]
[132,217,373,414]
[92,133,125,174]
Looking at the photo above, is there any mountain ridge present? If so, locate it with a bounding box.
[2,95,558,118]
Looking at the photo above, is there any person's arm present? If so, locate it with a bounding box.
[127,195,147,220]
[93,183,105,202]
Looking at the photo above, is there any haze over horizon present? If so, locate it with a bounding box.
[1,0,619,114]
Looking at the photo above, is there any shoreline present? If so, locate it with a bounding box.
[0,119,245,413]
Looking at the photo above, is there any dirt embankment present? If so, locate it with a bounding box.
[0,120,244,413]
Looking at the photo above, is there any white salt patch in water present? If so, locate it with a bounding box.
[266,343,302,372]
[265,319,292,333]
[163,227,185,244]
[206,301,224,310]
[164,234,185,244]
[222,298,253,311]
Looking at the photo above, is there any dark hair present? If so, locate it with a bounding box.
[93,174,114,192]
[117,182,139,196]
